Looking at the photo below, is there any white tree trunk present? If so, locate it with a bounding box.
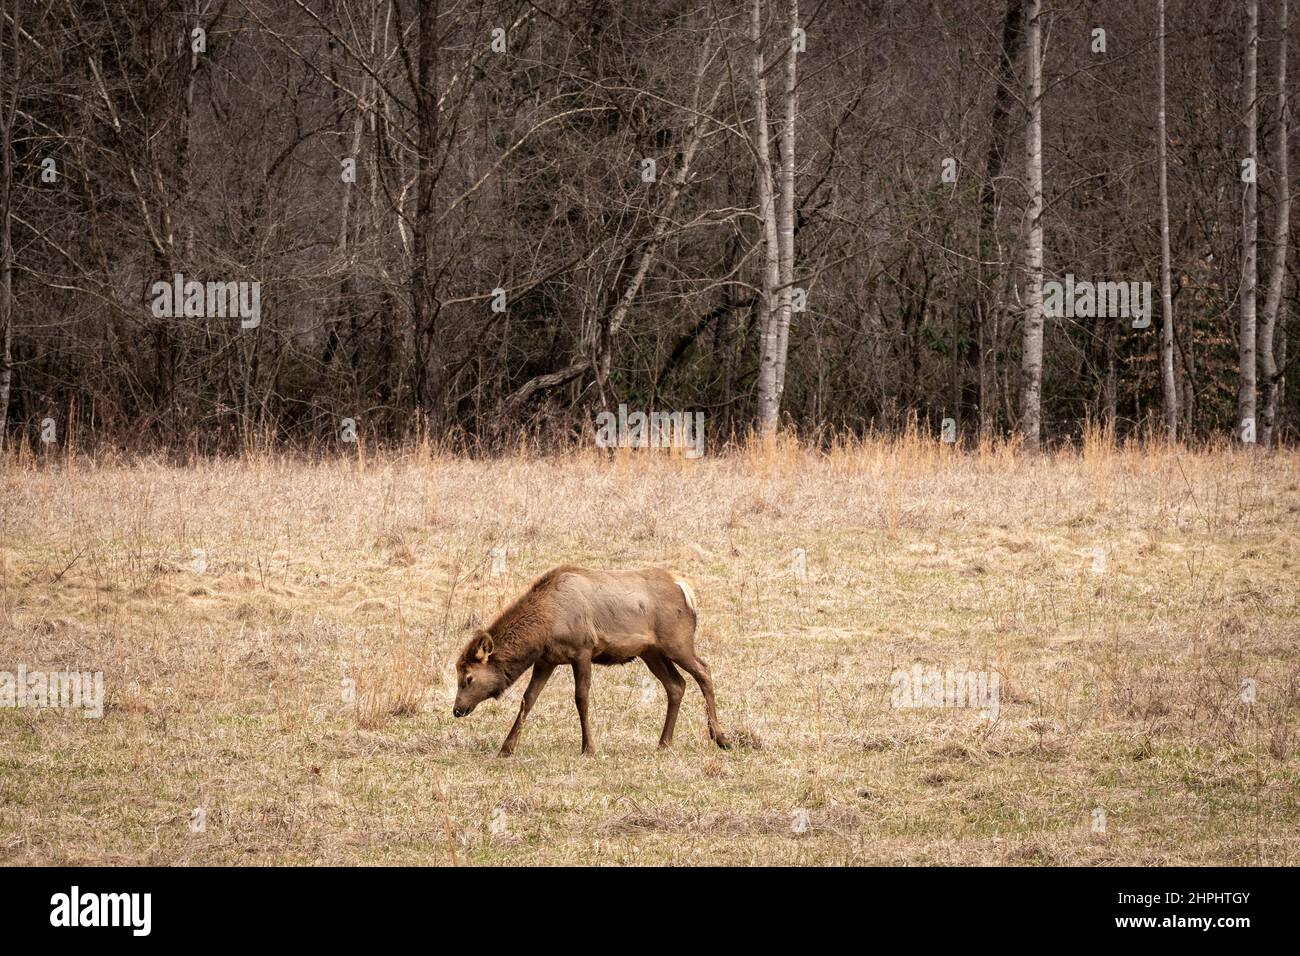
[1239,0,1260,444]
[1019,0,1045,448]
[1157,0,1179,439]
[752,0,783,435]
[773,0,799,409]
[1260,0,1289,447]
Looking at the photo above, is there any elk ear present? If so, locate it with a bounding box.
[474,631,495,662]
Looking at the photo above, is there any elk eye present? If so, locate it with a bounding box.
[465,675,474,686]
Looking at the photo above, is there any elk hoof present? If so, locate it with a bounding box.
[496,747,514,759]
[714,732,733,750]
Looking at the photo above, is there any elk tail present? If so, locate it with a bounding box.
[674,576,698,617]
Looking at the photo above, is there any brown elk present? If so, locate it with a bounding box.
[452,565,730,757]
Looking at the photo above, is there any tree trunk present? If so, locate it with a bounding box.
[1101,246,1117,425]
[773,0,799,411]
[411,0,441,424]
[324,12,375,379]
[752,0,783,436]
[1103,318,1118,425]
[1277,317,1288,438]
[1239,0,1259,444]
[1260,0,1289,448]
[974,0,1024,436]
[1019,0,1045,449]
[0,0,17,452]
[1157,0,1179,438]
[180,0,198,263]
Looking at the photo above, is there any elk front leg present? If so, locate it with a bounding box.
[498,661,555,758]
[573,653,595,755]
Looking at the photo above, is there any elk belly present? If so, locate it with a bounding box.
[592,632,654,665]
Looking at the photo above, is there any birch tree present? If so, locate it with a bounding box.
[1260,0,1289,447]
[1240,0,1259,444]
[753,0,783,435]
[753,0,799,436]
[773,0,799,409]
[1157,0,1178,438]
[1019,0,1045,448]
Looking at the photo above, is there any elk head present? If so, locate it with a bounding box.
[453,630,507,717]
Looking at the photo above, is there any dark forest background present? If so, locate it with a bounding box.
[0,0,1294,453]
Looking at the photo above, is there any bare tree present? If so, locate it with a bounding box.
[1157,0,1178,438]
[975,0,1024,436]
[592,38,723,405]
[410,0,442,422]
[773,0,799,412]
[1019,0,1044,448]
[753,0,783,435]
[1240,0,1260,444]
[0,0,16,450]
[752,0,799,436]
[1261,0,1289,447]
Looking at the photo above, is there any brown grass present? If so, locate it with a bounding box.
[1,433,1298,865]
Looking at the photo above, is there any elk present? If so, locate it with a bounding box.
[452,565,730,757]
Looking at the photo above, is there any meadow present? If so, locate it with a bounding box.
[2,433,1298,865]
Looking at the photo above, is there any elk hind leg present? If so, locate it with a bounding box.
[667,648,730,750]
[641,649,686,748]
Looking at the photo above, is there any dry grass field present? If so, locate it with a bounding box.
[2,433,1298,865]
